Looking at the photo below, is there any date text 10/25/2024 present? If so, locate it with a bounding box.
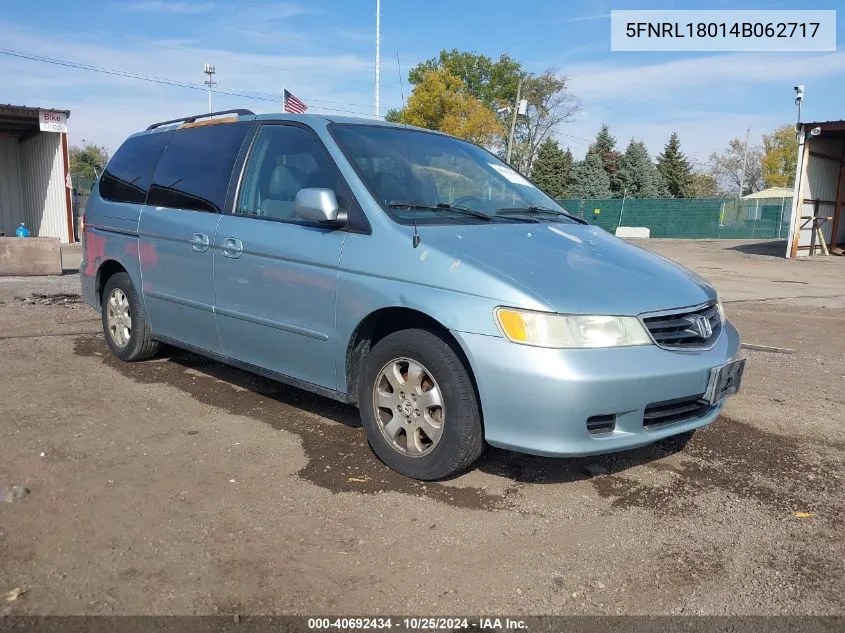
[307,617,527,630]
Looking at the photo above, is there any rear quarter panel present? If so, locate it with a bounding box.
[80,186,143,309]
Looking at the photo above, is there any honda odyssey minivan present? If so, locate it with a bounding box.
[81,109,744,480]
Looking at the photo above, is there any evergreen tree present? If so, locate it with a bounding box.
[618,140,665,198]
[530,138,571,198]
[569,150,612,199]
[589,124,623,196]
[561,147,574,194]
[656,132,694,198]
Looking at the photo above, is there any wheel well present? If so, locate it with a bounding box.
[345,308,481,413]
[96,260,127,304]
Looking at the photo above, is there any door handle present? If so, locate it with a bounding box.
[221,237,243,259]
[190,233,210,252]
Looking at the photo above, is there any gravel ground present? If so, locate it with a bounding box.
[0,239,843,616]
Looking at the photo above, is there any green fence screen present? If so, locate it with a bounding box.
[556,197,792,239]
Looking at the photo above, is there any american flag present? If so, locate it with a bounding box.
[284,89,307,114]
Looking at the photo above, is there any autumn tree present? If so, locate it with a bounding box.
[508,70,580,174]
[398,50,579,171]
[530,138,572,199]
[761,125,798,188]
[708,137,763,196]
[569,150,612,199]
[618,140,666,198]
[689,172,721,198]
[398,69,503,146]
[407,49,522,108]
[656,133,694,198]
[69,142,109,180]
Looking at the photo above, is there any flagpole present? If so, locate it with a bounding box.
[375,0,380,118]
[282,84,285,112]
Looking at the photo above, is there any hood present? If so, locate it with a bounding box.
[420,222,715,315]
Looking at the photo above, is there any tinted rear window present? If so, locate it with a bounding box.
[146,122,250,213]
[99,131,170,204]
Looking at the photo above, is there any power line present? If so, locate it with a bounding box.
[0,48,386,118]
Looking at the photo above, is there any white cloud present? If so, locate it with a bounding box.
[122,0,215,14]
[549,9,672,24]
[0,18,399,152]
[567,51,845,102]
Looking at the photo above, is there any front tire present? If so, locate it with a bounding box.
[101,272,159,362]
[359,328,483,480]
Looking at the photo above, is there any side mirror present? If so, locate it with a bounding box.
[294,188,346,224]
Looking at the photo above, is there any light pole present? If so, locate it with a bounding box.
[506,77,526,165]
[738,126,750,198]
[203,63,217,113]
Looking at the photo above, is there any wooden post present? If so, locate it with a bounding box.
[829,140,845,250]
[790,133,812,258]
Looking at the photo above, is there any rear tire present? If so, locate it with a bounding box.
[101,272,159,362]
[358,328,483,480]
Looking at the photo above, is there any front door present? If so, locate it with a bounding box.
[139,121,250,353]
[213,123,348,390]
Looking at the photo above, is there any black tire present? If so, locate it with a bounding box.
[358,328,483,480]
[101,272,159,362]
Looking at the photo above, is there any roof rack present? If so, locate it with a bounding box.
[146,109,255,131]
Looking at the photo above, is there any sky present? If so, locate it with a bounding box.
[2,0,843,168]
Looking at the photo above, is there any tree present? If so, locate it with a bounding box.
[617,140,665,198]
[588,125,622,196]
[656,132,694,198]
[530,138,571,199]
[708,137,763,196]
[398,69,503,146]
[407,49,522,108]
[689,172,721,198]
[568,150,612,199]
[508,70,580,174]
[69,142,109,180]
[761,124,798,188]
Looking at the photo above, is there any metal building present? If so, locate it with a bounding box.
[786,120,845,258]
[0,104,74,243]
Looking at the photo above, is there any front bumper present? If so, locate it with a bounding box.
[452,321,741,457]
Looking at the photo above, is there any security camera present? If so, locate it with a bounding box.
[794,84,805,102]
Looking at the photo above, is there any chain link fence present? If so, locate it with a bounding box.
[556,197,792,239]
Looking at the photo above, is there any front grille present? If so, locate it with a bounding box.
[642,302,721,349]
[643,395,713,427]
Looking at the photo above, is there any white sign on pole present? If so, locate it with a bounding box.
[39,110,68,133]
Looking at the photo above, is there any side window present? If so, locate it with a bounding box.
[147,122,249,213]
[236,125,346,223]
[99,131,170,204]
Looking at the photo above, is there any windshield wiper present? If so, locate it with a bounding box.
[387,201,491,221]
[495,206,588,224]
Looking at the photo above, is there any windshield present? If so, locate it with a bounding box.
[329,123,577,226]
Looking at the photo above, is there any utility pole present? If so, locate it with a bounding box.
[203,64,217,113]
[506,77,523,165]
[374,0,380,118]
[738,126,750,198]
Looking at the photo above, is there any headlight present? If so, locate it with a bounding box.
[717,299,726,322]
[494,308,652,349]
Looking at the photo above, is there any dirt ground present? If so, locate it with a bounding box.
[0,239,843,616]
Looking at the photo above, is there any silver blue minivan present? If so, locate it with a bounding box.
[81,109,744,480]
